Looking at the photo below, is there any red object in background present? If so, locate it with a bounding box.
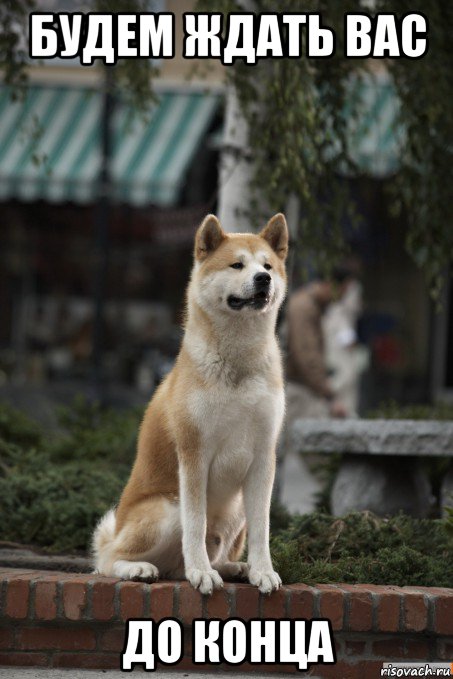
[373,334,404,369]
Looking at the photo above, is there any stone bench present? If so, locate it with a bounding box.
[291,419,453,517]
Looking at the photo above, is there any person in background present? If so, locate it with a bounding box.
[274,268,354,508]
[323,278,368,417]
[285,269,353,423]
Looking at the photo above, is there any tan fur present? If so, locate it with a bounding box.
[93,213,289,594]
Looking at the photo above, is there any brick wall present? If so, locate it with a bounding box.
[0,568,452,676]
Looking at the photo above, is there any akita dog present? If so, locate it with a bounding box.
[93,213,288,595]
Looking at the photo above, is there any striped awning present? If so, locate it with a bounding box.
[0,85,220,206]
[345,72,404,177]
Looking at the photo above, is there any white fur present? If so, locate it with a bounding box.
[92,508,116,574]
[93,500,185,580]
[112,560,159,581]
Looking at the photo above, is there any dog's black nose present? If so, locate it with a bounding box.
[254,272,271,288]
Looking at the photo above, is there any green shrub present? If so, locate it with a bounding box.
[270,511,453,587]
[0,441,125,552]
[269,499,292,532]
[0,399,140,552]
[0,402,43,448]
[49,396,140,465]
[367,400,453,421]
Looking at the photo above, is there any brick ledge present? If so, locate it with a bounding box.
[0,568,452,676]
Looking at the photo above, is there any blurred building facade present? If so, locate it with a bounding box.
[0,0,225,397]
[0,2,451,409]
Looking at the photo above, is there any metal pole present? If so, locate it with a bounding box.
[92,66,114,404]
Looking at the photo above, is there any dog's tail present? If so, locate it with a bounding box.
[91,508,116,574]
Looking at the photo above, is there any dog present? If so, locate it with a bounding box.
[92,212,288,595]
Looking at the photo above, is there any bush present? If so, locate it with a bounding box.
[49,396,139,465]
[0,443,125,552]
[0,399,140,552]
[367,400,453,421]
[270,511,453,587]
[0,402,43,448]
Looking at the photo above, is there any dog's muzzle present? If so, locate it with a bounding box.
[227,273,272,310]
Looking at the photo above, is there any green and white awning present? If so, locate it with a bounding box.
[0,74,402,206]
[0,85,220,206]
[345,72,404,177]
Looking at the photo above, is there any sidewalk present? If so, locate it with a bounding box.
[1,670,298,678]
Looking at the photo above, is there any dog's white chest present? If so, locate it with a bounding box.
[188,377,284,503]
[189,375,279,440]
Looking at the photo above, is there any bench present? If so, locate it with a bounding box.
[290,419,453,517]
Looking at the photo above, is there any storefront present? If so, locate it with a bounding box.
[0,82,222,388]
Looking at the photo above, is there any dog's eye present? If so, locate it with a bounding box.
[264,263,272,271]
[230,262,244,270]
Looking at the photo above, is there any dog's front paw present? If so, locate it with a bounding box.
[186,568,223,595]
[248,567,282,594]
[217,561,249,581]
[113,560,159,582]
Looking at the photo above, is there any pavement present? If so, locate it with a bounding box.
[0,670,306,678]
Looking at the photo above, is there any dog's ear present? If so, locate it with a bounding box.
[259,213,289,260]
[195,214,226,261]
